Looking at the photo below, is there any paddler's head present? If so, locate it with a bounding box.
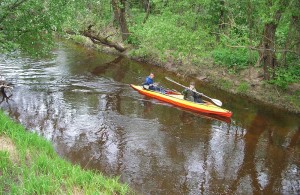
[150,73,155,79]
[189,81,195,89]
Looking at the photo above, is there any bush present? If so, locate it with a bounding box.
[213,48,257,71]
[269,65,300,89]
[129,12,214,63]
[237,82,250,93]
[218,79,233,90]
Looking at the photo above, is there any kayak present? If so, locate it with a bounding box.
[130,84,232,118]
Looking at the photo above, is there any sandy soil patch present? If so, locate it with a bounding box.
[0,136,19,163]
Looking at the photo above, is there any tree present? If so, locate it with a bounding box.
[0,0,67,55]
[111,0,130,41]
[259,0,289,80]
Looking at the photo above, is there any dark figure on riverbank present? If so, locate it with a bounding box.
[0,80,13,104]
[143,73,165,93]
[182,81,204,103]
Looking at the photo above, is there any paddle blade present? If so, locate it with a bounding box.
[212,99,222,107]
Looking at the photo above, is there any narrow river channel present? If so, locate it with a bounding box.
[1,41,299,194]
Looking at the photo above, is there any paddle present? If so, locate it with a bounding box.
[165,77,223,107]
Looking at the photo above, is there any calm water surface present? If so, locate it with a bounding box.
[0,41,299,194]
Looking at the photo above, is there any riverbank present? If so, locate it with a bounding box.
[68,35,300,114]
[0,111,130,194]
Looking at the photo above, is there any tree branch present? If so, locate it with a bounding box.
[225,44,299,55]
[82,30,126,52]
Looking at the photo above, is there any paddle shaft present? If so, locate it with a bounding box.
[165,77,222,106]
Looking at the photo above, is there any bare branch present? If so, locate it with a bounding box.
[225,44,299,55]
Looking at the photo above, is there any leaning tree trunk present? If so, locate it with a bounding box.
[111,0,129,41]
[261,23,278,80]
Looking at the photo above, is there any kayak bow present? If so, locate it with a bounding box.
[130,84,232,118]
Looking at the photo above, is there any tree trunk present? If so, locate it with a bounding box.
[259,0,288,80]
[261,23,277,80]
[281,20,293,67]
[216,0,225,42]
[82,28,126,52]
[247,0,254,63]
[143,0,151,24]
[292,16,300,56]
[111,0,129,41]
[143,0,149,12]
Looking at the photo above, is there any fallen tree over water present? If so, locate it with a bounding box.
[67,25,127,53]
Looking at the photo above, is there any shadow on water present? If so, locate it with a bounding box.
[0,41,299,194]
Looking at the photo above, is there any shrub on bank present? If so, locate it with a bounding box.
[128,11,214,65]
[213,48,257,71]
[269,64,300,89]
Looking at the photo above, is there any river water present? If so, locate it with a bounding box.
[0,41,299,194]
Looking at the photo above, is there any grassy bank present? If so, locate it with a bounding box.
[0,111,130,194]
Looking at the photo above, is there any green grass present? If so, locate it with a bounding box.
[217,79,234,90]
[237,82,250,94]
[286,93,300,112]
[0,111,131,194]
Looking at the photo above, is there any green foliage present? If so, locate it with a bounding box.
[269,65,300,89]
[63,1,112,33]
[129,11,214,64]
[0,0,68,56]
[237,81,250,93]
[0,0,116,56]
[126,33,141,45]
[213,48,256,71]
[285,92,300,111]
[129,47,149,58]
[216,79,233,90]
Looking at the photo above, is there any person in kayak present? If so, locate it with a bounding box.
[182,81,204,103]
[143,73,165,93]
[143,73,156,90]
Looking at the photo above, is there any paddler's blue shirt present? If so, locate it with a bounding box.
[143,76,155,90]
[144,76,154,85]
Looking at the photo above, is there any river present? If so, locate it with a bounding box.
[0,41,299,194]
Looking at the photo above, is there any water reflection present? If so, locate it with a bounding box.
[0,41,299,194]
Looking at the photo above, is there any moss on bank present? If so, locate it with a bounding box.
[0,111,131,194]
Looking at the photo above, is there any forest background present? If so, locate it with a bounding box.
[1,0,300,112]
